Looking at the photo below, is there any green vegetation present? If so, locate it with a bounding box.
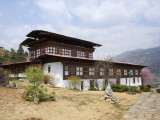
[0,45,28,65]
[24,66,55,102]
[68,76,81,89]
[103,84,141,93]
[111,84,129,92]
[140,85,151,92]
[156,89,160,93]
[88,87,98,91]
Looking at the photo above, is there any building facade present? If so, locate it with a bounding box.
[0,30,146,90]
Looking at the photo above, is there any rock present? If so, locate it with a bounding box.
[11,82,16,88]
[6,84,11,88]
[104,83,119,104]
[34,97,39,104]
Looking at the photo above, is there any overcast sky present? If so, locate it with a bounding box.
[0,0,160,58]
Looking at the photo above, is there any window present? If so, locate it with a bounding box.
[130,70,133,75]
[89,53,93,58]
[109,69,114,75]
[100,68,104,75]
[45,47,56,54]
[124,70,127,75]
[133,78,135,84]
[36,49,41,57]
[77,51,85,58]
[135,70,138,75]
[64,66,69,75]
[48,65,51,73]
[33,51,36,58]
[76,67,83,75]
[62,49,71,56]
[126,78,127,84]
[117,69,121,75]
[89,67,95,75]
[137,77,139,83]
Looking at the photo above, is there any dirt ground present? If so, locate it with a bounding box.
[0,82,141,120]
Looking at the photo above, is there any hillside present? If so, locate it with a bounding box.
[113,46,160,76]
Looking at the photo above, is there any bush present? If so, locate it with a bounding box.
[24,66,55,102]
[111,84,141,93]
[88,87,98,91]
[111,84,129,92]
[43,74,51,84]
[68,76,81,89]
[156,89,160,93]
[140,85,151,92]
[147,85,151,88]
[130,86,141,93]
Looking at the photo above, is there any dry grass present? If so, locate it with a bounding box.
[0,83,141,120]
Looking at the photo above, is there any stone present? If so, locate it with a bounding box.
[6,84,11,88]
[0,69,9,87]
[11,82,16,88]
[104,83,119,104]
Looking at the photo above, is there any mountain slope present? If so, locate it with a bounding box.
[113,46,160,75]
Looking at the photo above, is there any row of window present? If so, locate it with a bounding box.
[30,47,93,58]
[64,66,141,76]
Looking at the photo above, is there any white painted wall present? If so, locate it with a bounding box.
[43,62,64,87]
[64,79,105,90]
[120,77,142,86]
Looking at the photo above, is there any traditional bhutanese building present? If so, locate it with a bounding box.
[0,30,146,90]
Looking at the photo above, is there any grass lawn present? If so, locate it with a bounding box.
[0,82,141,120]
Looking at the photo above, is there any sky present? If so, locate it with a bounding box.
[0,0,160,58]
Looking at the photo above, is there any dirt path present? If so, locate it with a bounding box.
[121,93,160,120]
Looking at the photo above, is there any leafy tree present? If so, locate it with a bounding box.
[141,68,153,86]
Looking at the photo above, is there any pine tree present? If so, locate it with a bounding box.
[16,45,26,62]
[10,48,17,63]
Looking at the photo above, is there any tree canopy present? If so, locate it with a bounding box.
[0,46,28,64]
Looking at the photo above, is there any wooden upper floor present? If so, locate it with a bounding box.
[21,30,101,60]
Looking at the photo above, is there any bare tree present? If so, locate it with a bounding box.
[94,56,114,90]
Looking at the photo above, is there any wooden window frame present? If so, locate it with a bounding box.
[62,49,71,56]
[100,68,104,75]
[64,66,69,75]
[77,51,85,58]
[109,69,114,75]
[89,67,95,75]
[76,67,83,75]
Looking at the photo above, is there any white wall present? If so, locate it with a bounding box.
[63,79,106,90]
[43,62,64,87]
[120,77,142,86]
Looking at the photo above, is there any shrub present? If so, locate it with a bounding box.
[156,89,160,93]
[130,86,141,93]
[43,74,51,84]
[140,85,151,92]
[88,87,98,91]
[111,84,129,92]
[24,66,55,102]
[68,76,81,89]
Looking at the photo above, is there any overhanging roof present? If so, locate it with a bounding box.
[35,54,146,67]
[21,30,102,48]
